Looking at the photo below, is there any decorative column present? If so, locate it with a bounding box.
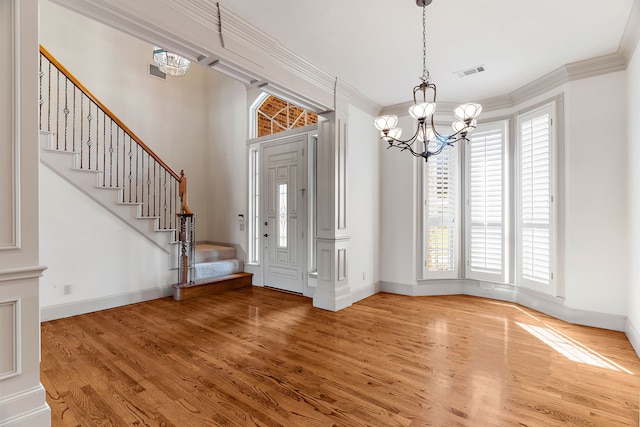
[313,105,351,311]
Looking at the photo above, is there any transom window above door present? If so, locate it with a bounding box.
[256,95,318,137]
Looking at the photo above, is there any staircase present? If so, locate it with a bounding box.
[39,45,252,301]
[39,131,177,251]
[173,244,252,300]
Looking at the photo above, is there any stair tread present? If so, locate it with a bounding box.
[172,273,253,301]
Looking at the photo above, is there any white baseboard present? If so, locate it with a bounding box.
[380,279,627,332]
[0,385,50,427]
[381,280,464,296]
[349,282,381,305]
[625,317,640,356]
[40,285,174,321]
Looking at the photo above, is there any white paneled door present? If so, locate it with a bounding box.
[261,136,306,293]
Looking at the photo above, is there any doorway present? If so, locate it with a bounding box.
[260,134,307,293]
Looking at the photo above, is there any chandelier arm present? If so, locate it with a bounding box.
[380,122,424,146]
[387,140,421,158]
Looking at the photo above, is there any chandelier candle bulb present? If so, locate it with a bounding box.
[408,102,436,120]
[374,115,398,132]
[387,128,403,141]
[454,103,483,121]
[373,0,481,162]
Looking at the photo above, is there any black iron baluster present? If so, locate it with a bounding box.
[47,61,52,133]
[38,55,43,130]
[102,113,106,183]
[63,77,69,151]
[115,127,119,188]
[135,145,139,203]
[141,152,146,216]
[163,170,168,229]
[95,107,100,171]
[128,136,133,203]
[72,87,77,152]
[88,102,94,170]
[55,68,60,149]
[109,120,114,187]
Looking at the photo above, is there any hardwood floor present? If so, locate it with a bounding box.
[41,288,640,426]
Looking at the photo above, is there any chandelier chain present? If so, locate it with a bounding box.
[372,0,482,163]
[421,5,429,83]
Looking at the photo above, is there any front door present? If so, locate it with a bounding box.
[261,135,306,293]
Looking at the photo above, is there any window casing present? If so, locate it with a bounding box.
[516,104,555,294]
[424,142,459,279]
[465,121,508,283]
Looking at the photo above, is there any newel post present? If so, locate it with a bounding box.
[177,169,195,285]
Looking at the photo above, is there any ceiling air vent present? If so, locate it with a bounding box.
[454,65,485,79]
[148,63,167,81]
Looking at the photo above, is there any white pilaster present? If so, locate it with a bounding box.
[0,0,50,425]
[313,109,351,311]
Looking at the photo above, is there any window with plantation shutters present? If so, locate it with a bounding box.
[466,122,506,283]
[517,104,554,294]
[424,142,458,278]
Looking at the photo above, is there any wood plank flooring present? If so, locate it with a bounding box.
[41,288,640,426]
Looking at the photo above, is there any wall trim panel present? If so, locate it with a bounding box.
[0,299,20,380]
[0,266,47,284]
[0,0,19,251]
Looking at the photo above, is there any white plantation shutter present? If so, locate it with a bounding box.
[517,105,554,293]
[425,142,458,278]
[466,122,506,282]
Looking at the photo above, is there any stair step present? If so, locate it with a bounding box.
[194,258,244,281]
[172,273,253,301]
[195,244,237,262]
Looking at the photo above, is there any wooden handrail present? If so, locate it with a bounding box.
[39,45,181,182]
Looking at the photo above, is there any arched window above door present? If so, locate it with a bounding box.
[255,94,318,138]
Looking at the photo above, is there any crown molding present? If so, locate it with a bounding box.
[50,0,639,118]
[619,0,640,61]
[382,50,628,118]
[335,80,381,117]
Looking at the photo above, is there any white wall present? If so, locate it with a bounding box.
[379,114,419,286]
[563,71,628,315]
[205,72,249,251]
[40,0,216,240]
[627,42,640,340]
[347,105,380,292]
[39,165,174,318]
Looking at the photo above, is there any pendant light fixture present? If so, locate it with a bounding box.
[153,47,191,77]
[374,0,482,162]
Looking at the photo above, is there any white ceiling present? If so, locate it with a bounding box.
[222,0,635,107]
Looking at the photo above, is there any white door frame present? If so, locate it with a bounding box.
[246,126,316,295]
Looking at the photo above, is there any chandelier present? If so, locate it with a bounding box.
[153,47,191,77]
[374,0,482,162]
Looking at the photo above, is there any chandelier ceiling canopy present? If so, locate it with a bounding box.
[374,0,482,162]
